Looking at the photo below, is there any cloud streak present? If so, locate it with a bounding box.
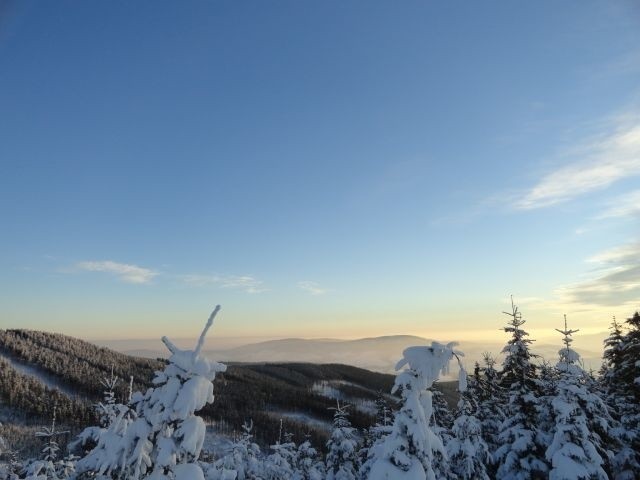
[76,260,158,284]
[555,242,640,308]
[514,118,640,210]
[180,274,266,293]
[596,189,640,219]
[298,281,327,295]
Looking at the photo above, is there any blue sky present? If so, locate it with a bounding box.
[1,0,639,341]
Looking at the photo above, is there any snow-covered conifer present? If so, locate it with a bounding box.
[69,366,126,457]
[359,393,393,479]
[495,298,549,479]
[475,353,505,460]
[77,306,226,480]
[325,401,359,480]
[545,316,609,480]
[369,341,465,480]
[293,437,324,480]
[429,385,454,479]
[264,424,297,480]
[25,406,70,480]
[208,420,263,480]
[601,313,640,480]
[447,384,490,480]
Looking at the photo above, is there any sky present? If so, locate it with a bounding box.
[0,0,639,344]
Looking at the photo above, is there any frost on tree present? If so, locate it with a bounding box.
[264,425,297,480]
[360,392,394,479]
[545,316,609,480]
[600,312,640,480]
[69,366,125,457]
[324,401,359,480]
[368,341,465,480]
[24,406,70,480]
[495,298,549,479]
[77,306,226,480]
[207,420,263,480]
[473,354,505,461]
[294,437,325,480]
[447,373,491,480]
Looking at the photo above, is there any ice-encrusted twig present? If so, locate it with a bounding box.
[194,305,221,358]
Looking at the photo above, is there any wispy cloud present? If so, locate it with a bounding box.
[180,274,266,293]
[76,260,158,284]
[298,281,327,296]
[596,189,640,219]
[555,242,640,308]
[514,117,640,210]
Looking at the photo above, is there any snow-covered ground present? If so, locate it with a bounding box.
[267,409,332,433]
[0,350,78,398]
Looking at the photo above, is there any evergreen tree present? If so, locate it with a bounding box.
[208,420,263,480]
[69,366,126,457]
[447,382,490,480]
[476,353,505,462]
[545,316,609,480]
[429,385,454,479]
[76,307,227,480]
[293,437,324,480]
[359,393,393,479]
[25,406,70,480]
[601,313,640,480]
[264,423,297,480]
[325,401,359,480]
[369,342,464,480]
[495,298,549,479]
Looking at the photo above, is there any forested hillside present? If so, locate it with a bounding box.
[0,328,402,451]
[2,306,637,479]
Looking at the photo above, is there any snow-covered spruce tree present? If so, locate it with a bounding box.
[69,366,125,457]
[429,385,454,479]
[293,436,324,480]
[600,313,640,480]
[474,353,505,464]
[447,380,490,480]
[207,420,263,480]
[264,424,297,480]
[325,401,360,480]
[495,298,549,479]
[536,359,560,464]
[369,341,465,480]
[24,406,70,480]
[76,306,226,480]
[359,393,394,479]
[545,316,610,480]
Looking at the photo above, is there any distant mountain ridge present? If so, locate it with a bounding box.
[108,332,606,375]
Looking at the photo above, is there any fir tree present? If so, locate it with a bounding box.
[368,341,465,480]
[208,420,263,480]
[325,401,360,480]
[495,298,549,479]
[359,392,393,479]
[602,313,640,480]
[447,382,490,480]
[264,423,297,480]
[77,306,226,480]
[476,353,505,462]
[429,385,454,479]
[545,316,609,480]
[294,436,324,480]
[25,406,70,480]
